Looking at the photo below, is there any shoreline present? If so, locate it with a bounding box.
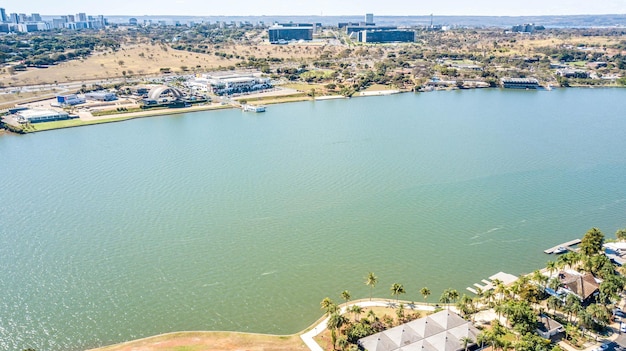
[85,298,439,351]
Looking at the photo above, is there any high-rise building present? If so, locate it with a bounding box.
[365,13,374,25]
[0,8,7,22]
[77,12,87,22]
[10,13,19,23]
[18,13,28,23]
[67,14,75,22]
[31,13,42,22]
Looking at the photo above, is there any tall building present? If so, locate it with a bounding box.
[10,13,18,24]
[18,13,28,23]
[77,12,87,22]
[67,14,75,22]
[0,8,7,22]
[365,13,374,25]
[31,13,42,22]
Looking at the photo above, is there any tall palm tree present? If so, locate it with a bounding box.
[365,272,378,301]
[420,287,431,303]
[327,312,347,350]
[390,283,406,305]
[341,290,351,308]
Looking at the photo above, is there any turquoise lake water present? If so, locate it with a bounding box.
[1,88,625,351]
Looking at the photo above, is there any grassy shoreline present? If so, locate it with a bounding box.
[85,298,428,351]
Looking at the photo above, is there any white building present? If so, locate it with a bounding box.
[199,72,271,96]
[15,109,70,124]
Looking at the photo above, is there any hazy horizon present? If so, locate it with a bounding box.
[2,0,625,17]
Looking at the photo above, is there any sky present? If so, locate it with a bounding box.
[2,0,626,17]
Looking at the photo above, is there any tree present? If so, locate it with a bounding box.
[365,272,377,301]
[546,260,557,277]
[420,287,431,303]
[580,227,605,257]
[350,304,363,321]
[327,312,347,350]
[460,336,474,351]
[321,297,338,315]
[440,288,459,310]
[390,283,406,304]
[341,290,351,307]
[616,228,626,240]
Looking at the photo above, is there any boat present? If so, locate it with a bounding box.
[242,104,266,113]
[553,246,568,254]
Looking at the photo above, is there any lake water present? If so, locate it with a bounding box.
[1,88,626,351]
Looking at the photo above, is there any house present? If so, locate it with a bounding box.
[537,314,564,339]
[358,310,479,351]
[558,271,600,304]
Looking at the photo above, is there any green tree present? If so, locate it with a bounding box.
[390,283,406,304]
[616,228,626,240]
[365,272,377,301]
[327,312,347,350]
[460,336,474,351]
[580,227,605,257]
[341,290,351,307]
[350,304,363,321]
[321,297,337,315]
[420,287,431,303]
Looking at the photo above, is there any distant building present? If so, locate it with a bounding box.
[31,13,41,22]
[0,8,7,22]
[129,18,138,25]
[200,72,271,96]
[268,25,313,43]
[76,12,87,22]
[338,22,359,29]
[358,29,415,43]
[346,25,396,35]
[15,109,71,124]
[501,78,540,89]
[365,13,374,25]
[512,23,545,33]
[56,94,85,106]
[10,13,18,24]
[85,91,117,101]
[556,69,589,79]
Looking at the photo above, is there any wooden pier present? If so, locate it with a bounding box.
[544,239,581,254]
[466,272,518,295]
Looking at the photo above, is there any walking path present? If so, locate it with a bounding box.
[300,300,439,351]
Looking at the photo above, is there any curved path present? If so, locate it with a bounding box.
[300,300,439,351]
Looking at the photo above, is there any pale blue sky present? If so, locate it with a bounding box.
[2,0,625,16]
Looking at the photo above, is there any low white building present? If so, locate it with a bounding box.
[15,109,71,124]
[198,72,271,96]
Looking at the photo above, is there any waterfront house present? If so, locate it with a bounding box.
[558,271,600,304]
[358,310,479,351]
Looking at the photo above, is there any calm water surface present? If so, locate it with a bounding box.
[1,88,626,351]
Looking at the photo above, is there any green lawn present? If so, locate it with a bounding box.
[29,116,136,132]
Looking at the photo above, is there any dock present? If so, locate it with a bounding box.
[466,272,518,295]
[544,239,581,254]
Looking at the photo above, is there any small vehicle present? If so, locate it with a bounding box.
[593,343,609,351]
[621,323,626,333]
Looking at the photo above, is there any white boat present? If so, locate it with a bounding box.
[553,246,567,254]
[242,104,266,113]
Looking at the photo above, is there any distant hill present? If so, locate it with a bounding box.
[93,14,626,28]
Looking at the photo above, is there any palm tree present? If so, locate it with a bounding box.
[327,312,347,350]
[420,287,431,303]
[460,336,474,351]
[350,304,363,321]
[341,290,351,308]
[321,297,337,315]
[365,272,378,301]
[391,283,406,305]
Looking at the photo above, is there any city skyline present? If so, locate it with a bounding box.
[2,0,626,17]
